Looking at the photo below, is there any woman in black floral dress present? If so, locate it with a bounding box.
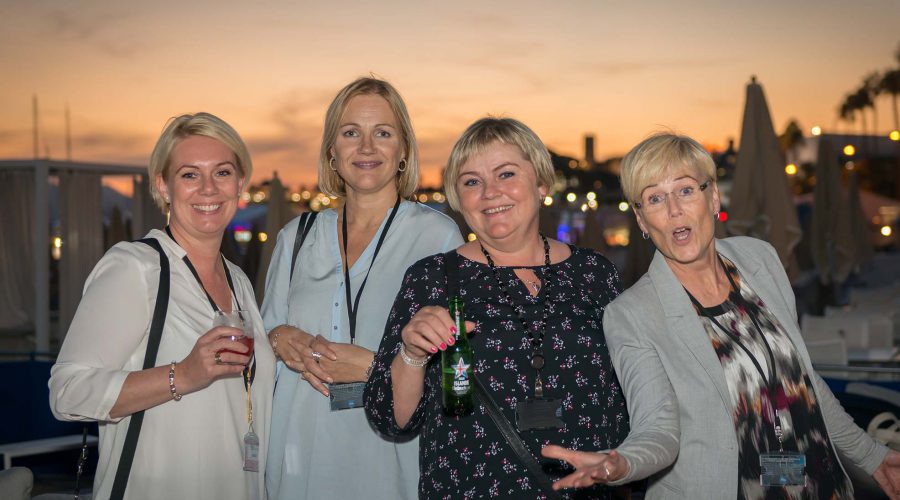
[365,117,644,499]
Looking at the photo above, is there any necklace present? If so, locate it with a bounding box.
[479,234,552,397]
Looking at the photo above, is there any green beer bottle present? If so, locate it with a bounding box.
[442,296,474,417]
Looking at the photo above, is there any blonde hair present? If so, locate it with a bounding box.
[620,132,715,204]
[148,112,252,211]
[443,117,555,211]
[317,77,419,199]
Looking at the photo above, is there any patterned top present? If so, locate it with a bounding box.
[693,256,852,500]
[364,246,629,499]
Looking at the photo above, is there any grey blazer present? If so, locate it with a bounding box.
[604,236,888,499]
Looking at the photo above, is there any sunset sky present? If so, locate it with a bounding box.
[1,0,898,189]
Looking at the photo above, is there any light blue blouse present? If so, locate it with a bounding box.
[262,200,463,500]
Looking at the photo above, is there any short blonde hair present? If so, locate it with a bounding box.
[620,132,715,204]
[148,112,252,211]
[318,77,419,199]
[443,117,555,211]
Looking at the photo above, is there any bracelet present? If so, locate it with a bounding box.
[270,331,281,353]
[399,343,428,367]
[168,362,183,401]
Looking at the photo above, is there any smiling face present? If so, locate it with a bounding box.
[634,169,720,272]
[330,94,404,199]
[456,141,548,248]
[156,135,243,242]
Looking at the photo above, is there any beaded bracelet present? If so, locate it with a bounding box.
[168,362,183,401]
[399,343,428,367]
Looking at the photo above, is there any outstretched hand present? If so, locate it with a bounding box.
[875,449,900,499]
[541,445,629,490]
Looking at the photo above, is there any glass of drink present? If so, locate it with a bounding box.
[213,310,254,364]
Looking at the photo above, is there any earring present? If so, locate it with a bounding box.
[398,159,407,172]
[641,231,649,240]
[329,157,337,171]
[713,211,720,221]
[164,195,170,204]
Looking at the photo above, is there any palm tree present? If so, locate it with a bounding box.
[881,68,900,134]
[863,73,881,154]
[839,97,856,134]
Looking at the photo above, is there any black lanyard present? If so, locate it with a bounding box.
[480,234,551,397]
[341,196,401,344]
[685,258,784,447]
[165,226,254,386]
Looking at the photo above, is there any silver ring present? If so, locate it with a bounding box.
[604,465,610,477]
[311,351,322,361]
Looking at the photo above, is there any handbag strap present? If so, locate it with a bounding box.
[443,250,563,499]
[290,211,318,285]
[110,237,171,500]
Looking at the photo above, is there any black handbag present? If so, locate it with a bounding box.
[71,238,171,499]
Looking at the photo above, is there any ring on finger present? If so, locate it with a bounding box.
[604,465,610,477]
[311,351,322,362]
[214,351,222,364]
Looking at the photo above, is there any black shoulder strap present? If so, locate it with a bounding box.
[443,250,460,298]
[441,250,562,499]
[110,237,170,500]
[290,211,318,284]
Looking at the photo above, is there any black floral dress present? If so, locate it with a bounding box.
[364,247,629,499]
[694,256,853,499]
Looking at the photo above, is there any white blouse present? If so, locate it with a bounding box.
[262,201,463,500]
[50,229,274,500]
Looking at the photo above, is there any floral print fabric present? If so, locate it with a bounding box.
[365,247,629,499]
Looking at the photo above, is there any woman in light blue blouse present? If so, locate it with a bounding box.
[261,77,463,500]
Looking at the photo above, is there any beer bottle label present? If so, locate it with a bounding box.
[451,356,471,396]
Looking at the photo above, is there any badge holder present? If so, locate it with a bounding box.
[242,362,259,472]
[329,382,366,411]
[759,410,805,487]
[515,353,563,431]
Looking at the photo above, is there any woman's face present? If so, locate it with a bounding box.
[634,168,720,269]
[456,141,548,247]
[156,135,242,241]
[331,94,404,198]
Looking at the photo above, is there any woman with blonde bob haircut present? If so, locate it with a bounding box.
[148,112,253,211]
[551,131,900,498]
[365,117,636,498]
[262,77,462,500]
[51,112,274,499]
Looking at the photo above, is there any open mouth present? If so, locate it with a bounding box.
[673,226,691,241]
[193,203,222,213]
[352,161,382,169]
[483,205,513,215]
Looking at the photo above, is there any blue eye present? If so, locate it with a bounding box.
[181,171,198,179]
[499,171,514,179]
[679,186,695,197]
[462,178,479,187]
[646,194,664,205]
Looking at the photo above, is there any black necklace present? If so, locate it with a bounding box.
[480,234,552,397]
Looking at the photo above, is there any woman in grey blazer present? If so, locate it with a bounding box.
[547,132,900,499]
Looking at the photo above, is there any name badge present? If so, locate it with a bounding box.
[243,430,259,472]
[760,452,806,487]
[516,397,564,431]
[328,382,366,411]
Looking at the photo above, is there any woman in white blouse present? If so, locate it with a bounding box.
[50,113,274,500]
[261,77,463,500]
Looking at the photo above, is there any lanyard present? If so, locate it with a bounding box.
[480,234,551,398]
[164,226,255,389]
[341,196,401,344]
[686,258,785,450]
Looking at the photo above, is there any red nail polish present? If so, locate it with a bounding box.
[430,346,438,353]
[439,343,447,350]
[450,326,457,334]
[447,337,455,345]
